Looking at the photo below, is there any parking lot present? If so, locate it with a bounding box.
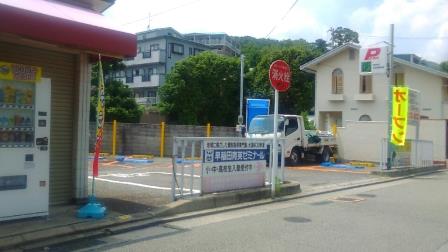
[90,157,376,215]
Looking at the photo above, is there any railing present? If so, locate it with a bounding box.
[172,137,285,201]
[380,139,433,169]
[135,96,158,105]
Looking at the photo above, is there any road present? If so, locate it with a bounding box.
[46,170,448,252]
[90,158,373,214]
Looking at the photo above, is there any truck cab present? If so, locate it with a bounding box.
[246,114,336,165]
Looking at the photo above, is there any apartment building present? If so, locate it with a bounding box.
[111,28,241,106]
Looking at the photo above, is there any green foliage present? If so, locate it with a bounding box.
[300,111,316,130]
[245,45,321,115]
[441,61,448,72]
[158,52,241,126]
[329,27,359,48]
[90,61,142,123]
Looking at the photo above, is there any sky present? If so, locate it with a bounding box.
[104,0,448,63]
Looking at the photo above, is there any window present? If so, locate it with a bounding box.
[194,48,204,55]
[125,69,133,83]
[359,115,372,121]
[395,73,404,86]
[189,47,193,56]
[349,48,355,60]
[332,68,343,94]
[150,44,159,51]
[172,43,184,55]
[142,51,151,58]
[285,118,298,136]
[142,68,152,82]
[134,69,140,76]
[359,75,372,93]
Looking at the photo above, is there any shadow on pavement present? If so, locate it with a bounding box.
[97,198,153,215]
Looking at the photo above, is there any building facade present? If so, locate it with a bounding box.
[111,28,241,106]
[0,0,135,213]
[184,33,240,56]
[300,44,448,131]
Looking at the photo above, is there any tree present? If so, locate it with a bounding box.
[246,45,320,115]
[313,39,329,53]
[158,52,241,126]
[90,61,142,123]
[329,27,359,48]
[441,61,448,72]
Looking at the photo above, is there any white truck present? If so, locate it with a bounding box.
[246,114,337,165]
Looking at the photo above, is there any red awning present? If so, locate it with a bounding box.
[0,0,136,58]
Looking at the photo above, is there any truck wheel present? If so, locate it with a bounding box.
[288,148,302,165]
[319,147,331,163]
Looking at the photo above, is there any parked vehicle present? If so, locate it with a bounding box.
[246,114,336,165]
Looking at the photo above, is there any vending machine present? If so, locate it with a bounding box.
[0,62,51,221]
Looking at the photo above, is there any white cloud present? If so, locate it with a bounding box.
[350,0,448,63]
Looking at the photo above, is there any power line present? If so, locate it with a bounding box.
[265,0,300,38]
[121,0,202,26]
[360,34,448,40]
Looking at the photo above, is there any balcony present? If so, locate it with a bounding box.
[124,50,166,66]
[354,93,375,101]
[328,94,345,101]
[135,97,159,105]
[122,74,165,88]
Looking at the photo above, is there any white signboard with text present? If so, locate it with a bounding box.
[202,140,267,194]
[408,88,421,126]
[360,46,388,75]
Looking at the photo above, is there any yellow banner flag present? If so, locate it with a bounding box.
[391,86,409,146]
[0,61,42,82]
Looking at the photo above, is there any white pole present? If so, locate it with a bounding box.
[386,24,394,170]
[271,90,279,197]
[239,54,244,134]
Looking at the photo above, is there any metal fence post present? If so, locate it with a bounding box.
[112,120,117,156]
[206,123,211,137]
[160,121,165,157]
[190,142,195,196]
[172,138,178,201]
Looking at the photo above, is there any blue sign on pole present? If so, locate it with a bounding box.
[246,99,270,131]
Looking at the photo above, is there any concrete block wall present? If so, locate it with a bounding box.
[89,122,239,156]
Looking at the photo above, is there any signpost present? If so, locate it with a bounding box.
[202,140,267,193]
[269,60,290,197]
[359,46,388,75]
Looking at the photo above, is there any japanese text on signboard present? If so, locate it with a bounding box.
[391,87,409,146]
[0,61,42,82]
[201,140,267,193]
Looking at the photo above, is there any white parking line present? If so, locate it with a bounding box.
[88,176,200,193]
[98,171,200,178]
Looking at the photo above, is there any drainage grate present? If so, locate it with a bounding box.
[284,216,312,223]
[332,196,365,203]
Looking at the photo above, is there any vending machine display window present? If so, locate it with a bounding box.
[0,80,35,148]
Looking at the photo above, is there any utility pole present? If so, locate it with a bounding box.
[238,54,245,136]
[386,24,394,170]
[147,12,151,30]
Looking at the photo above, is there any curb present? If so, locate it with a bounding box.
[4,168,446,250]
[370,165,445,177]
[1,182,300,250]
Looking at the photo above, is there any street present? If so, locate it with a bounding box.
[89,158,374,215]
[43,170,448,252]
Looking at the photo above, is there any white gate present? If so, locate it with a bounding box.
[172,137,285,200]
[380,139,433,169]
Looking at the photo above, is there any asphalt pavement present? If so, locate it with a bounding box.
[91,157,375,215]
[49,170,448,252]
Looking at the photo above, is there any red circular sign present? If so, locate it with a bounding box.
[269,60,291,92]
